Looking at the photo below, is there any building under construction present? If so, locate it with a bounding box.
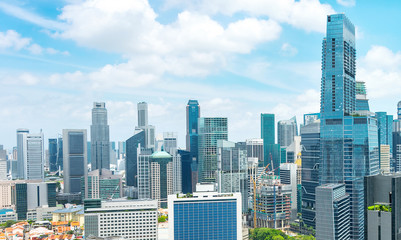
[253,175,291,229]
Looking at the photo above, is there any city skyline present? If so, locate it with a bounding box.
[1,0,401,150]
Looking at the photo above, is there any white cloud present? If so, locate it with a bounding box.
[358,46,401,100]
[56,0,282,77]
[337,0,356,7]
[280,43,298,56]
[163,0,335,33]
[0,30,31,50]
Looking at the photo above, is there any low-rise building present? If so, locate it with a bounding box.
[0,209,17,224]
[52,205,84,227]
[84,199,158,240]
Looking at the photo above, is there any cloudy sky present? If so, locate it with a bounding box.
[1,0,401,150]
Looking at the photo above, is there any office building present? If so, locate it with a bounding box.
[280,163,298,220]
[316,184,350,240]
[117,141,126,159]
[137,148,152,199]
[364,173,401,240]
[163,132,177,155]
[168,188,242,240]
[198,117,228,183]
[217,140,248,213]
[356,81,370,112]
[261,114,281,174]
[178,149,192,194]
[246,138,264,167]
[150,151,173,208]
[303,113,320,126]
[376,112,393,171]
[253,176,291,229]
[285,136,301,163]
[63,129,88,194]
[300,116,320,228]
[0,181,57,220]
[48,138,58,172]
[16,129,44,180]
[394,130,401,172]
[82,168,122,200]
[0,209,18,224]
[319,14,379,239]
[277,116,298,147]
[125,130,145,187]
[137,102,148,128]
[186,100,200,164]
[172,151,182,194]
[57,137,63,171]
[85,199,158,240]
[91,102,110,171]
[0,160,6,180]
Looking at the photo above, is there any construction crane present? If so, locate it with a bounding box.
[250,162,270,228]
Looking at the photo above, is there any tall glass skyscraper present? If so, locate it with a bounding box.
[186,100,200,162]
[48,138,58,172]
[277,116,298,147]
[125,130,146,187]
[261,114,281,174]
[319,14,379,240]
[91,102,110,172]
[198,117,228,183]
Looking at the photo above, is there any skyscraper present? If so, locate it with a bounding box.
[186,100,200,160]
[150,151,173,208]
[48,139,58,172]
[163,132,177,155]
[316,184,350,240]
[319,14,379,239]
[277,116,298,147]
[91,102,110,172]
[217,140,248,213]
[63,129,88,194]
[125,130,145,187]
[261,114,281,174]
[198,117,228,183]
[57,137,63,171]
[16,128,29,179]
[355,81,370,112]
[300,115,320,228]
[137,102,148,128]
[16,129,44,180]
[398,101,401,120]
[376,112,393,172]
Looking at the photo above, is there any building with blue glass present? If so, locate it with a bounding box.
[300,115,320,228]
[319,14,379,239]
[186,100,200,162]
[376,112,393,172]
[198,117,228,183]
[91,102,110,172]
[168,189,242,240]
[125,129,146,187]
[261,114,281,174]
[48,139,58,172]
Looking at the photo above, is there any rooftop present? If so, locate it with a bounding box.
[151,151,171,159]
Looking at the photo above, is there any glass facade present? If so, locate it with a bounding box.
[186,100,200,165]
[261,114,281,173]
[174,200,237,240]
[319,14,378,239]
[49,139,58,172]
[15,183,27,220]
[91,102,110,171]
[198,117,228,183]
[178,150,192,194]
[277,116,297,147]
[125,130,145,187]
[301,119,320,228]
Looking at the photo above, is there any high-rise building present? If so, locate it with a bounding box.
[82,168,122,200]
[198,117,228,183]
[168,186,242,240]
[285,136,301,163]
[137,148,153,199]
[84,199,158,240]
[398,101,401,120]
[137,102,148,128]
[246,138,264,167]
[125,130,145,187]
[277,116,298,148]
[393,130,401,172]
[253,175,291,229]
[364,173,401,240]
[319,14,379,239]
[16,129,45,180]
[376,112,393,172]
[150,151,173,208]
[186,100,200,162]
[0,181,57,220]
[0,159,6,180]
[63,129,88,194]
[177,149,192,194]
[91,102,110,171]
[163,132,177,155]
[261,114,281,174]
[48,138,58,172]
[57,137,63,171]
[300,116,320,228]
[280,163,298,220]
[117,141,126,159]
[316,183,350,240]
[217,140,248,213]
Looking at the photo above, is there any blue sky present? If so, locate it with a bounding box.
[1,0,401,150]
